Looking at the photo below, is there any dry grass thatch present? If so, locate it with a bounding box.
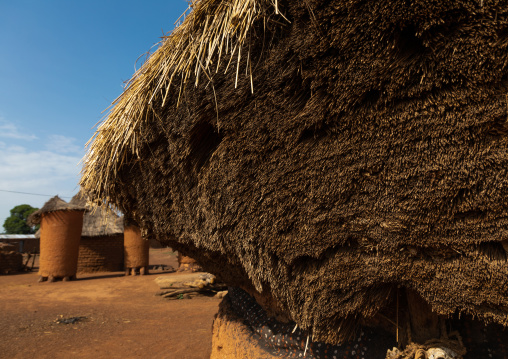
[28,196,86,225]
[69,191,123,237]
[81,0,283,204]
[80,0,508,350]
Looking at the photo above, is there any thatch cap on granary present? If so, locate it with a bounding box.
[28,196,86,225]
[69,191,123,237]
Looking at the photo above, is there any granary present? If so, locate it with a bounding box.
[29,196,86,282]
[69,191,124,273]
[80,1,508,358]
[123,219,150,276]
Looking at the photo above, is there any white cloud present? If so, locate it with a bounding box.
[0,144,82,231]
[45,134,83,154]
[0,146,81,189]
[0,118,37,141]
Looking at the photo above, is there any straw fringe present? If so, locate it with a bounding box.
[81,0,284,205]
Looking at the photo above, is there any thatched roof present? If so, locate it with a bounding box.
[28,196,86,225]
[69,191,123,237]
[81,0,508,349]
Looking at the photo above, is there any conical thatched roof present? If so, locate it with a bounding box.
[69,191,123,237]
[28,196,86,225]
[81,0,508,351]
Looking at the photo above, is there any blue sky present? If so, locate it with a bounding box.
[0,0,189,231]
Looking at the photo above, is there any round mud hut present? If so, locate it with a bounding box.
[123,221,149,275]
[81,1,508,358]
[29,196,85,282]
[69,192,124,273]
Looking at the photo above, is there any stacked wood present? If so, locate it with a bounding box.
[154,273,226,299]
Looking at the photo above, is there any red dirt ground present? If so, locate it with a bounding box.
[0,249,220,359]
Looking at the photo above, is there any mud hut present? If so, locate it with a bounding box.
[69,192,124,273]
[81,1,508,357]
[29,196,86,282]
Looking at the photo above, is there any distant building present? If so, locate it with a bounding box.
[0,234,38,253]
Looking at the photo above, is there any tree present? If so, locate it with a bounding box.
[3,204,39,234]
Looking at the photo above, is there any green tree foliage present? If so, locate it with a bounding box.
[3,204,39,234]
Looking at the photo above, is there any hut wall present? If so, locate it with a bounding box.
[19,237,39,253]
[39,210,83,278]
[0,250,23,274]
[77,234,124,273]
[0,238,39,253]
[211,298,279,359]
[124,225,149,268]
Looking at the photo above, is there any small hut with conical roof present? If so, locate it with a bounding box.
[80,1,508,357]
[29,196,86,282]
[69,191,124,273]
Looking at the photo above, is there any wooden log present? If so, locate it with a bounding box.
[162,288,203,298]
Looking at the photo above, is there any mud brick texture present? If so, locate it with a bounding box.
[0,251,23,274]
[77,235,124,273]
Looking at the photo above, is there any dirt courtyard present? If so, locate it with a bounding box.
[0,249,220,359]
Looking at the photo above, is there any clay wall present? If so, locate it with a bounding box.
[211,298,278,359]
[0,251,23,274]
[19,237,39,253]
[77,235,124,273]
[0,238,39,253]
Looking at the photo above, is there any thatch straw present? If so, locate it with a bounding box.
[81,0,283,205]
[28,196,86,225]
[80,0,508,349]
[69,191,123,237]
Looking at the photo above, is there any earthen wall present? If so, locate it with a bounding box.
[0,251,23,274]
[77,235,124,273]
